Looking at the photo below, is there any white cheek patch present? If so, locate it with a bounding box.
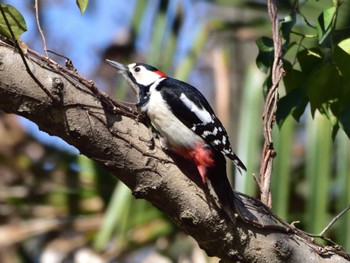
[138,71,158,86]
[180,93,213,124]
[132,66,162,86]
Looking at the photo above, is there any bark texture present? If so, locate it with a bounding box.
[0,41,349,262]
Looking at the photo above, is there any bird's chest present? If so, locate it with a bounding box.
[144,91,177,132]
[142,90,202,150]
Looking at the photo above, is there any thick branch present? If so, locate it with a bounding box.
[0,42,348,262]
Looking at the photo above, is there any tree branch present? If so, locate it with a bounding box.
[0,41,349,262]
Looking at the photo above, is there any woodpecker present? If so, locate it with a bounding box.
[106,59,247,221]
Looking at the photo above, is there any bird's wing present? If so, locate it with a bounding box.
[159,78,246,172]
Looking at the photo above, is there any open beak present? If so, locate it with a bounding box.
[106,59,128,72]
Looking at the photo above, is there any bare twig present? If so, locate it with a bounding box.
[319,205,350,236]
[306,205,350,243]
[34,0,48,57]
[252,173,262,192]
[47,49,77,71]
[26,47,137,119]
[259,0,285,207]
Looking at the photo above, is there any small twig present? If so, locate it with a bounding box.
[34,0,48,57]
[307,204,350,240]
[252,173,262,192]
[319,205,350,236]
[26,47,138,119]
[299,14,317,29]
[290,220,300,227]
[290,31,317,38]
[0,5,56,103]
[1,40,137,120]
[47,50,78,72]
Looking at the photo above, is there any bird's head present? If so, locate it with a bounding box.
[106,59,167,88]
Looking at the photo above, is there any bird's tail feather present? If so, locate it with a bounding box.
[206,152,242,223]
[227,152,247,175]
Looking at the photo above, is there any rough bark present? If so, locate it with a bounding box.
[0,41,349,262]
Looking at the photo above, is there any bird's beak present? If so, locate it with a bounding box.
[106,59,128,72]
[106,59,139,96]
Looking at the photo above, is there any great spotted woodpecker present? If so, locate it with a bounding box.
[106,59,247,221]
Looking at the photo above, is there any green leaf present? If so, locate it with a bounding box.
[276,87,308,127]
[317,6,336,46]
[76,0,89,14]
[281,12,296,46]
[305,64,341,116]
[283,59,303,93]
[256,37,274,73]
[334,41,350,86]
[262,72,273,98]
[337,38,350,54]
[297,48,323,77]
[0,4,27,40]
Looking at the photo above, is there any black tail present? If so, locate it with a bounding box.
[206,152,242,223]
[227,152,247,175]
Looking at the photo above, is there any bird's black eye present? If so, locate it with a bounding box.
[135,67,141,72]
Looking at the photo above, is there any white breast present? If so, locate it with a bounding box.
[144,81,203,151]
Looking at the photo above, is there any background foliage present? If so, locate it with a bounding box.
[0,0,350,262]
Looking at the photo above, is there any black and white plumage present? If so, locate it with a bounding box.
[106,60,246,174]
[146,77,246,172]
[107,59,246,221]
